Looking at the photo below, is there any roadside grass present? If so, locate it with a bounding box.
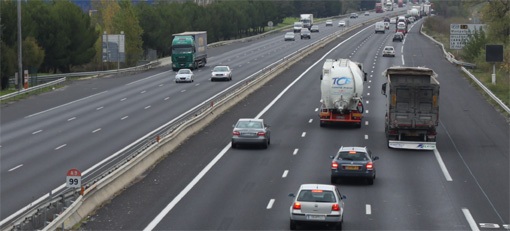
[0,84,65,104]
[423,16,510,114]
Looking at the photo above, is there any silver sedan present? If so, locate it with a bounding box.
[211,65,232,81]
[289,184,346,230]
[231,118,270,149]
[174,69,194,83]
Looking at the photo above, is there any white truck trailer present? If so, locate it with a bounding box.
[319,59,367,128]
[300,14,314,29]
[381,67,440,150]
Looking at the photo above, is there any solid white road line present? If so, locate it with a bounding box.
[55,144,67,150]
[96,106,104,110]
[293,149,299,155]
[301,132,306,137]
[144,144,232,231]
[402,54,405,66]
[366,204,371,215]
[266,199,276,209]
[433,149,453,181]
[32,130,42,135]
[25,91,107,118]
[68,117,76,121]
[121,116,128,120]
[8,164,23,172]
[92,128,101,133]
[309,119,313,123]
[144,24,375,231]
[462,208,480,231]
[282,170,289,178]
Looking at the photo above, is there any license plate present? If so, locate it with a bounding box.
[306,215,326,220]
[335,116,345,119]
[345,166,360,170]
[407,133,418,136]
[242,133,256,136]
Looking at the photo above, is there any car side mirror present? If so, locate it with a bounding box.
[288,193,295,197]
[330,155,335,159]
[373,156,379,160]
[381,83,387,96]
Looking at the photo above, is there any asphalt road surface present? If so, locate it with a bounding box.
[82,18,509,230]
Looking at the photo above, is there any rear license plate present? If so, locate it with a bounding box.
[242,133,256,136]
[306,215,326,220]
[335,116,345,119]
[407,133,418,136]
[345,166,360,170]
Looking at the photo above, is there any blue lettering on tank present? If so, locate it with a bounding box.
[332,77,352,85]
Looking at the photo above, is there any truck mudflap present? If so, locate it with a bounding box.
[388,140,436,150]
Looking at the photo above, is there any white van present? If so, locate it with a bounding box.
[375,21,385,33]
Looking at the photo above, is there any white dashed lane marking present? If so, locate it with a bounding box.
[96,106,104,110]
[301,132,306,137]
[293,149,299,155]
[68,117,76,121]
[92,128,101,133]
[55,144,67,150]
[309,119,313,123]
[8,164,23,172]
[141,91,146,94]
[32,130,42,135]
[462,208,480,231]
[145,105,151,109]
[365,135,369,140]
[433,149,453,181]
[266,199,275,209]
[366,204,371,215]
[164,97,170,101]
[282,170,289,178]
[315,108,319,112]
[366,110,369,114]
[120,98,127,101]
[121,116,128,120]
[181,90,186,93]
[365,121,369,126]
[159,84,164,87]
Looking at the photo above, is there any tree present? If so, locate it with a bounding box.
[1,42,16,90]
[22,36,45,71]
[462,27,487,62]
[115,0,143,67]
[481,0,510,45]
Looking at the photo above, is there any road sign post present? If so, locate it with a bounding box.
[66,169,82,190]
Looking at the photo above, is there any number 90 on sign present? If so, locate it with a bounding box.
[66,176,81,188]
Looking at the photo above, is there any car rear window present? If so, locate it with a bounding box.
[338,151,368,161]
[297,190,336,202]
[236,121,263,128]
[214,67,228,72]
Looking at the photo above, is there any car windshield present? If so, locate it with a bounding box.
[178,69,190,74]
[338,151,368,161]
[297,190,336,202]
[236,121,263,129]
[213,67,228,72]
[172,46,192,54]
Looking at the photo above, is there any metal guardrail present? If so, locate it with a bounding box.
[420,24,509,114]
[0,78,66,101]
[2,15,391,230]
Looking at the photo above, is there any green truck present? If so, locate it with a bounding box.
[171,31,207,71]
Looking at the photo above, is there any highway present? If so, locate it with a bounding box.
[82,17,509,230]
[0,8,409,222]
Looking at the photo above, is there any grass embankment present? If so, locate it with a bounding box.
[422,16,510,111]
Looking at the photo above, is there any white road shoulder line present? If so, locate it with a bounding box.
[366,204,371,215]
[282,170,289,178]
[462,208,480,231]
[25,91,107,118]
[266,199,275,209]
[8,164,23,172]
[433,149,453,181]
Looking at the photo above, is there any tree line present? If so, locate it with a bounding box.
[1,0,369,90]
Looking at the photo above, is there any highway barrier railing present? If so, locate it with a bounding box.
[0,78,66,102]
[420,24,509,115]
[2,14,399,231]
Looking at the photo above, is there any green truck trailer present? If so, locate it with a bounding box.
[171,31,207,71]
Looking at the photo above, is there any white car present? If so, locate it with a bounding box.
[364,11,370,16]
[284,32,295,41]
[390,18,397,24]
[325,20,333,26]
[382,46,395,57]
[211,66,232,81]
[175,69,194,83]
[338,20,346,27]
[289,184,346,230]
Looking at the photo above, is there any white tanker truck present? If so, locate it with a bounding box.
[319,59,367,127]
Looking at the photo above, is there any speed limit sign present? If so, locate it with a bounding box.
[66,169,82,188]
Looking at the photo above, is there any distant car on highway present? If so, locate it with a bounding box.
[393,32,404,42]
[382,45,396,57]
[390,17,397,24]
[231,118,271,148]
[289,184,346,230]
[364,11,370,16]
[284,32,295,41]
[211,65,232,81]
[330,146,379,184]
[325,20,333,26]
[174,69,194,83]
[310,25,320,33]
[350,13,358,18]
[300,28,311,39]
[338,20,346,27]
